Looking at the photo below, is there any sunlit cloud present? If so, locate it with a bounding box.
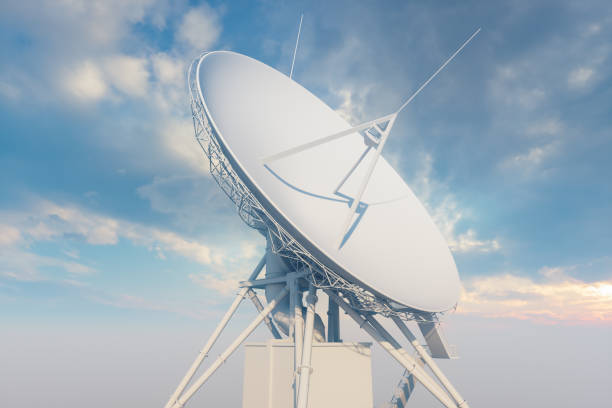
[459,268,612,324]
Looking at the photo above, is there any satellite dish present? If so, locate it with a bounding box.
[195,50,459,313]
[164,24,480,408]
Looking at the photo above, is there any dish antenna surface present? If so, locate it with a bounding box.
[164,22,480,408]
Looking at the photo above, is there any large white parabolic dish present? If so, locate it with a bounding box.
[196,51,460,313]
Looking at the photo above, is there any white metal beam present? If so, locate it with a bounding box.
[391,316,468,408]
[163,255,266,408]
[171,287,290,408]
[325,290,458,408]
[296,283,319,408]
[246,288,282,339]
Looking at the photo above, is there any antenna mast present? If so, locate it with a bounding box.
[290,14,303,79]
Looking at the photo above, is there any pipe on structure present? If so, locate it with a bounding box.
[264,238,294,336]
[246,288,282,339]
[391,316,469,408]
[171,287,290,408]
[164,255,267,408]
[324,290,458,408]
[296,283,318,408]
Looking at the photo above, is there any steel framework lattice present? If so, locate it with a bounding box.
[187,54,437,321]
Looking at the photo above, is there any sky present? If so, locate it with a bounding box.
[1,0,611,407]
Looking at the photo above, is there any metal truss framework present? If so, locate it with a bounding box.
[187,55,444,322]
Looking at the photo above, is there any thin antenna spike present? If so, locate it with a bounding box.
[396,27,481,115]
[290,14,304,79]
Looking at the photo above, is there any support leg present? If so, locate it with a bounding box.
[164,255,266,408]
[390,369,417,408]
[296,283,318,408]
[171,287,290,408]
[327,295,340,342]
[324,290,457,408]
[288,273,304,407]
[391,316,469,408]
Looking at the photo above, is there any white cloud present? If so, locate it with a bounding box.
[104,55,150,97]
[526,118,563,136]
[189,274,241,297]
[177,5,221,52]
[568,66,595,89]
[503,142,557,168]
[451,229,501,253]
[62,61,108,101]
[151,52,183,84]
[333,86,373,123]
[411,154,501,254]
[158,118,210,174]
[0,200,224,283]
[150,230,213,265]
[459,267,612,324]
[0,225,21,247]
[0,248,96,282]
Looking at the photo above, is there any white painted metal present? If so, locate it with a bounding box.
[262,113,396,164]
[417,320,457,359]
[289,14,303,80]
[338,114,397,246]
[325,290,458,408]
[363,314,458,408]
[289,273,304,407]
[389,369,417,408]
[171,287,289,408]
[247,288,282,339]
[243,341,373,408]
[196,51,460,312]
[392,316,468,408]
[163,255,266,408]
[296,284,318,408]
[327,296,340,342]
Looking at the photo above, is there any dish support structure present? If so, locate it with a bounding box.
[162,253,469,408]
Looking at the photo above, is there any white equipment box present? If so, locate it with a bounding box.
[243,341,373,408]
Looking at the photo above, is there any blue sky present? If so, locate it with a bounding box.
[1,1,611,407]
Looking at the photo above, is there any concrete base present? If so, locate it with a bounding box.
[243,340,373,408]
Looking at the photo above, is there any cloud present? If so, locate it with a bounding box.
[333,86,373,123]
[0,225,21,247]
[452,229,501,253]
[459,267,612,324]
[177,5,221,52]
[103,55,150,97]
[157,118,210,174]
[0,197,267,299]
[411,154,501,254]
[526,118,563,136]
[0,200,228,282]
[0,248,96,282]
[568,66,595,89]
[189,274,241,297]
[501,142,558,170]
[151,52,184,85]
[62,61,108,102]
